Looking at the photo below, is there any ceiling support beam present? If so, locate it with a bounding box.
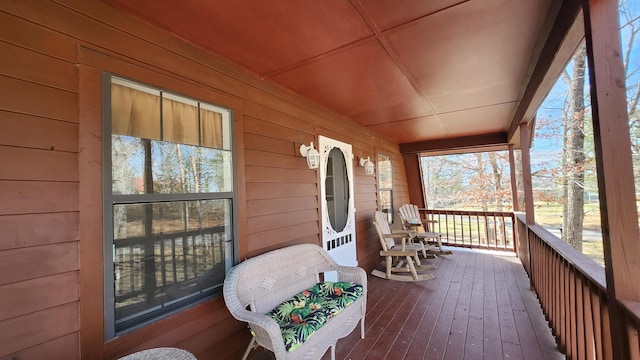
[402,154,426,209]
[508,145,520,212]
[399,132,508,155]
[584,0,640,358]
[507,0,584,142]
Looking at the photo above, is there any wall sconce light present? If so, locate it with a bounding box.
[300,142,320,169]
[359,156,375,175]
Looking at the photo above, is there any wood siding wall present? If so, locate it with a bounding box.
[0,1,411,359]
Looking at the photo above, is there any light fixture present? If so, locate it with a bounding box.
[300,142,320,169]
[359,156,375,175]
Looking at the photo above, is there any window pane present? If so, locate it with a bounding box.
[112,138,233,195]
[380,190,393,224]
[113,199,231,331]
[112,135,145,195]
[152,141,233,194]
[325,148,349,232]
[377,154,392,190]
[377,154,393,223]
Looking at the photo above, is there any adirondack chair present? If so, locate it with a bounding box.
[398,204,451,255]
[372,211,435,281]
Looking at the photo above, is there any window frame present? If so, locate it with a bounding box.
[102,73,237,339]
[377,153,394,224]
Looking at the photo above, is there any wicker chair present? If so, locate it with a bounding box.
[223,244,367,360]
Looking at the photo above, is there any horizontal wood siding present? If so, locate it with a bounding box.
[0,6,80,359]
[0,0,410,359]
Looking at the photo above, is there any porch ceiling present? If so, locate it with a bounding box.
[102,0,563,151]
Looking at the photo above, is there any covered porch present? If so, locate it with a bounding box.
[1,0,640,359]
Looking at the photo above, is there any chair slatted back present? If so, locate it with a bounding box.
[373,211,397,251]
[399,204,428,232]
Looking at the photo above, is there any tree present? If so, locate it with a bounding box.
[562,43,587,252]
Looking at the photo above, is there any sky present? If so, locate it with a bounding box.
[531,0,640,172]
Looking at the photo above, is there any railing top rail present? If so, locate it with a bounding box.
[420,208,515,217]
[516,213,606,291]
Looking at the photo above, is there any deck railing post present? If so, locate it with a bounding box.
[519,123,535,225]
[584,0,640,358]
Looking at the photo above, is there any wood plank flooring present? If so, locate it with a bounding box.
[246,249,564,360]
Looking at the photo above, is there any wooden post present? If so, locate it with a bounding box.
[508,144,520,212]
[403,154,426,208]
[584,0,640,358]
[519,123,535,224]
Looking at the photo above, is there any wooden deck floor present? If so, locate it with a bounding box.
[247,249,564,360]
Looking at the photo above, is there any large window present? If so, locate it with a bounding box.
[104,76,234,337]
[377,153,393,224]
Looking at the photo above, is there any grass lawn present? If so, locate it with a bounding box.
[533,201,605,265]
[533,201,602,230]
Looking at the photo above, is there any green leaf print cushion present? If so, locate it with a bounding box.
[265,281,364,352]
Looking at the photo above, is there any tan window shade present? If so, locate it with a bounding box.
[200,108,223,149]
[111,83,161,140]
[163,96,199,146]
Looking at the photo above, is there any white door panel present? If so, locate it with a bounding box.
[319,136,357,275]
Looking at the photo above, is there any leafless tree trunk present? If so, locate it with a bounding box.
[489,152,505,243]
[562,43,587,252]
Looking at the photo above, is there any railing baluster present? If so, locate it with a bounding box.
[627,317,640,359]
[583,282,595,360]
[475,214,480,246]
[495,214,500,249]
[576,275,586,359]
[452,212,457,245]
[160,236,166,289]
[601,298,613,360]
[460,212,464,246]
[171,238,177,283]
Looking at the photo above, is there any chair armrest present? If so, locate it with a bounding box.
[392,229,413,235]
[335,265,367,286]
[383,233,409,240]
[225,305,287,353]
[421,219,438,224]
[380,249,417,257]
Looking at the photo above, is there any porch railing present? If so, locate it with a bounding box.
[420,209,515,251]
[114,226,227,306]
[516,214,640,359]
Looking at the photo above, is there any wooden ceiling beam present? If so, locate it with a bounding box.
[507,0,584,142]
[399,132,508,155]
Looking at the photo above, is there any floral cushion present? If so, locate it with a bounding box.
[265,281,364,352]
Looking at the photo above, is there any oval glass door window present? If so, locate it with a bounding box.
[325,147,350,232]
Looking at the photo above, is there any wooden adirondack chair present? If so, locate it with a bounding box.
[398,204,451,255]
[372,211,435,281]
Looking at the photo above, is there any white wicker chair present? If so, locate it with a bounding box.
[223,244,367,360]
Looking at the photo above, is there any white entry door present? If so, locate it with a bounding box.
[319,136,357,270]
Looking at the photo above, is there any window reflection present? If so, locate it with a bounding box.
[377,154,393,224]
[112,136,232,195]
[113,199,230,331]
